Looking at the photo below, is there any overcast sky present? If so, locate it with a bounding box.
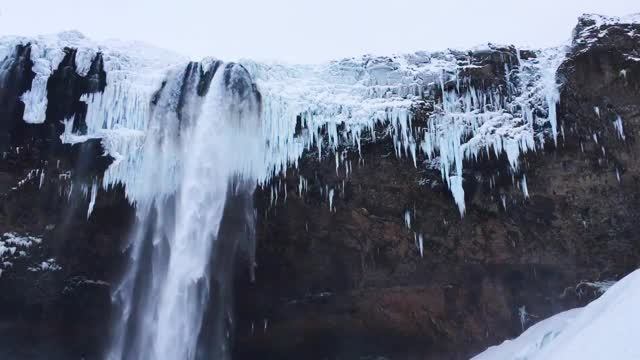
[0,0,637,63]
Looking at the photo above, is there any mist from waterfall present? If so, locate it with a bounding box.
[107,60,262,360]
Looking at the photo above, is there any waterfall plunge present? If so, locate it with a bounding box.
[107,61,262,360]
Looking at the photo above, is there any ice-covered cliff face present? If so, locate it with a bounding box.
[243,46,566,215]
[0,12,639,360]
[0,33,566,358]
[0,37,569,357]
[0,31,565,215]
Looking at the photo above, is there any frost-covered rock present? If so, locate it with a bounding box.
[0,232,44,277]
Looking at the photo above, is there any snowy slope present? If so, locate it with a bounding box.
[472,269,640,360]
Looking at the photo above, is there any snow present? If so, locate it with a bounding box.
[473,269,640,360]
[579,13,640,28]
[574,14,640,57]
[28,258,62,272]
[0,232,46,278]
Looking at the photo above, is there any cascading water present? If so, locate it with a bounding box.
[107,60,262,360]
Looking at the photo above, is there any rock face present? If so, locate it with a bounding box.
[232,17,640,359]
[0,15,639,360]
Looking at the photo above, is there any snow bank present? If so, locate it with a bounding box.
[473,269,640,360]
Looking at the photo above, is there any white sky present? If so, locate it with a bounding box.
[0,0,637,63]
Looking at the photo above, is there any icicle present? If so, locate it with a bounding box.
[87,178,98,219]
[521,175,529,199]
[449,176,465,216]
[418,233,424,257]
[39,170,45,189]
[329,188,335,212]
[275,184,279,203]
[404,210,411,229]
[518,306,529,331]
[613,115,625,140]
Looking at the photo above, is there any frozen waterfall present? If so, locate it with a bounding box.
[107,60,261,360]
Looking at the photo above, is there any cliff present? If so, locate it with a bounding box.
[0,14,638,360]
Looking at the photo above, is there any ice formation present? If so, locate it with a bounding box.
[1,29,575,359]
[1,30,568,214]
[243,45,565,215]
[613,115,625,140]
[473,270,640,360]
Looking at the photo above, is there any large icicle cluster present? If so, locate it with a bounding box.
[243,45,566,214]
[0,31,103,123]
[0,31,568,214]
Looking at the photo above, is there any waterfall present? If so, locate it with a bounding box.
[107,60,261,360]
[0,32,569,358]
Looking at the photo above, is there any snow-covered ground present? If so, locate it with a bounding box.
[473,269,640,360]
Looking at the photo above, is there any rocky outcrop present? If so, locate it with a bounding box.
[233,16,640,359]
[0,14,638,360]
[0,44,131,359]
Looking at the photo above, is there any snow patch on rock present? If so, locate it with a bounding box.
[0,232,46,277]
